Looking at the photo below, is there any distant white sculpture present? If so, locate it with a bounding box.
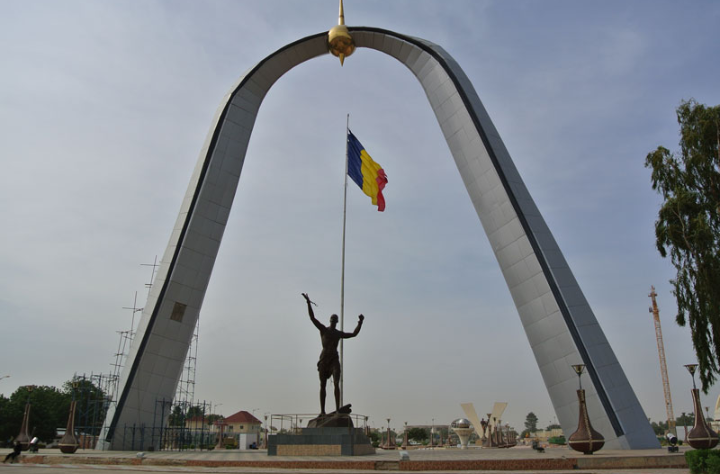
[461,401,507,444]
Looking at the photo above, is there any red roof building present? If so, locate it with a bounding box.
[220,411,262,435]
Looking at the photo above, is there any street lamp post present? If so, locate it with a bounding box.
[59,381,80,453]
[568,364,604,454]
[430,418,434,448]
[17,385,34,450]
[264,414,268,449]
[684,363,718,449]
[214,417,226,450]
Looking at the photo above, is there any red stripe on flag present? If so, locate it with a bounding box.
[376,169,388,212]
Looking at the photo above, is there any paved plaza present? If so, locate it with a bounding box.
[1,445,690,473]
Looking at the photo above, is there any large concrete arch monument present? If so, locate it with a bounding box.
[98,26,658,450]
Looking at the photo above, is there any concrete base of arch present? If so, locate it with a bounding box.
[97,27,658,450]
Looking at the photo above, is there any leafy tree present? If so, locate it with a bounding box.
[0,378,109,444]
[676,412,695,427]
[206,414,223,424]
[61,378,104,399]
[545,423,561,431]
[367,429,380,447]
[0,385,71,443]
[407,427,428,443]
[169,405,186,427]
[168,404,215,427]
[650,419,669,436]
[524,412,538,433]
[0,394,15,446]
[645,99,720,391]
[63,377,108,435]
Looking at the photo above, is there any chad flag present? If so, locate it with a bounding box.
[347,130,388,212]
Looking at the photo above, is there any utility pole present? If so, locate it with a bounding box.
[649,286,676,435]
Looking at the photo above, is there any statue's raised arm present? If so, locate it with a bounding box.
[341,314,364,339]
[302,293,324,331]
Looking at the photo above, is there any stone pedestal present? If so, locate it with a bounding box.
[268,427,374,456]
[452,427,473,449]
[307,408,353,429]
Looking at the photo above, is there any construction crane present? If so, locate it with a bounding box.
[649,286,676,435]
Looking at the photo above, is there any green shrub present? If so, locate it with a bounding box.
[686,449,708,473]
[548,436,566,445]
[685,449,720,474]
[705,452,720,474]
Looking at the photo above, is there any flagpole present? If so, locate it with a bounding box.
[340,113,349,407]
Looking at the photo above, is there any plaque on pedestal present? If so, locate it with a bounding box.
[268,426,374,456]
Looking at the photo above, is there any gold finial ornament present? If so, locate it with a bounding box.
[328,0,354,66]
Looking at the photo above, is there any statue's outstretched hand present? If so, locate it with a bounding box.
[358,314,364,322]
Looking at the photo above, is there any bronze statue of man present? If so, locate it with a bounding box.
[302,293,364,416]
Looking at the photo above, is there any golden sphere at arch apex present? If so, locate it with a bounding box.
[328,24,355,60]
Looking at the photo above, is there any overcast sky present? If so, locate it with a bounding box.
[2,0,720,434]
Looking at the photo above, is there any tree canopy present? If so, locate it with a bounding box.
[650,419,669,436]
[524,412,539,433]
[168,404,219,427]
[0,377,108,444]
[407,427,428,443]
[645,99,720,391]
[676,412,696,427]
[0,385,69,443]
